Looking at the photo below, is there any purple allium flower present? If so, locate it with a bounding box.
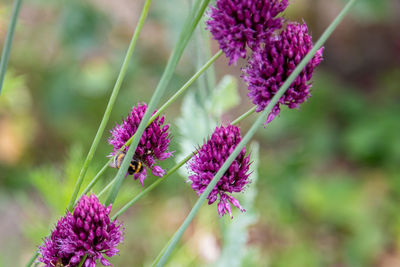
[188,124,251,218]
[108,103,172,185]
[38,194,123,267]
[243,21,324,123]
[206,0,289,65]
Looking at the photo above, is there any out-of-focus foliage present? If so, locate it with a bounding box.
[0,0,399,266]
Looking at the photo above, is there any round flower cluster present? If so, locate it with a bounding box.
[243,22,324,123]
[207,0,323,124]
[206,0,289,65]
[188,124,251,218]
[108,102,172,185]
[39,194,123,267]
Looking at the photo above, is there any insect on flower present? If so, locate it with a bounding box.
[110,151,144,175]
[108,102,173,185]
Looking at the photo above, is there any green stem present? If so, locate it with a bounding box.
[0,0,23,94]
[202,28,216,92]
[105,0,211,207]
[194,21,208,104]
[151,240,172,267]
[156,1,358,265]
[66,0,153,211]
[78,255,88,267]
[25,252,38,267]
[231,106,256,125]
[110,106,253,219]
[98,176,116,198]
[74,162,109,206]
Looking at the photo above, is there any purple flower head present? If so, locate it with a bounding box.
[38,194,124,267]
[206,0,289,65]
[188,124,251,218]
[243,21,324,123]
[108,103,172,185]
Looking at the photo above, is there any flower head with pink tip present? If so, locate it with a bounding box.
[38,194,123,267]
[243,22,324,123]
[188,124,251,218]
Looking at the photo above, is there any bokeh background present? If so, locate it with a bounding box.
[1,0,400,266]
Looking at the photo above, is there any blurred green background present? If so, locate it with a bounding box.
[1,0,400,266]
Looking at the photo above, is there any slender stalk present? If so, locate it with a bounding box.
[201,25,216,92]
[156,1,358,265]
[151,240,172,267]
[105,0,211,207]
[74,162,109,206]
[0,0,23,94]
[111,106,253,219]
[78,255,88,267]
[231,106,256,125]
[194,18,208,103]
[66,0,153,211]
[98,176,116,198]
[25,252,38,267]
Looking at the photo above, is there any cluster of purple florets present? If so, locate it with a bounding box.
[189,125,251,218]
[207,0,323,123]
[108,102,172,185]
[39,194,123,267]
[207,0,289,65]
[243,22,324,123]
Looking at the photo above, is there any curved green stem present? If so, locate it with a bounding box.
[231,106,256,125]
[74,162,109,206]
[151,240,171,267]
[0,0,23,94]
[98,176,117,198]
[105,0,211,207]
[25,251,38,267]
[66,0,153,211]
[78,255,88,267]
[156,1,358,265]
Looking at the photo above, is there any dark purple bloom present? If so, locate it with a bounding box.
[108,103,172,185]
[188,124,251,218]
[38,194,123,267]
[243,21,324,123]
[206,0,289,65]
